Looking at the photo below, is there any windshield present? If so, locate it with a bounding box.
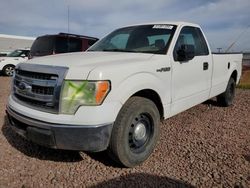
[89,24,176,54]
[7,50,27,57]
[30,36,55,57]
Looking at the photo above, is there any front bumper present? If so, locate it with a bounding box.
[6,106,113,152]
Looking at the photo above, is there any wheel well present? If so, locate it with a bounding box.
[3,64,15,69]
[132,89,164,120]
[231,70,237,82]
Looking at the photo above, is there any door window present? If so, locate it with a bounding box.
[174,26,209,60]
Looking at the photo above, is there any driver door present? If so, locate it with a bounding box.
[171,26,212,115]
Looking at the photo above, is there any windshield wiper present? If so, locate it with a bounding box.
[102,49,138,53]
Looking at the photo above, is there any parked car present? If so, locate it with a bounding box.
[7,22,242,167]
[29,33,98,58]
[0,49,29,76]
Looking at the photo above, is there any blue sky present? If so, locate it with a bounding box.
[0,0,249,52]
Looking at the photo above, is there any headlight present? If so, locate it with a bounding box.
[59,80,110,114]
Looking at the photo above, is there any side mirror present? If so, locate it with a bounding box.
[20,54,26,58]
[176,44,195,61]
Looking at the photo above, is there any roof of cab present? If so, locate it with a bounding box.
[125,21,200,28]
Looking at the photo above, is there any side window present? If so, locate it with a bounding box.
[19,50,28,57]
[196,28,209,55]
[110,34,129,49]
[174,26,209,60]
[24,50,30,57]
[55,37,68,53]
[55,37,82,53]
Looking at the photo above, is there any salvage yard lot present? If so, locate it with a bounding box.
[0,76,249,187]
[238,66,250,89]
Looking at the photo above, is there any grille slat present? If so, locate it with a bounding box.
[14,86,54,102]
[16,69,58,80]
[15,74,57,87]
[32,85,54,95]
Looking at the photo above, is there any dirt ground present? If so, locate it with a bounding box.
[239,66,250,89]
[0,76,249,188]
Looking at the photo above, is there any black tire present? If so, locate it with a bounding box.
[217,77,236,107]
[108,96,160,167]
[3,64,15,76]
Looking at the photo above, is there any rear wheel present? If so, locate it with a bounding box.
[3,65,15,76]
[108,96,160,167]
[217,77,236,107]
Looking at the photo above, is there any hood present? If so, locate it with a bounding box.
[24,51,154,79]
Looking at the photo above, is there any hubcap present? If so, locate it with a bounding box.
[128,113,153,152]
[134,122,146,141]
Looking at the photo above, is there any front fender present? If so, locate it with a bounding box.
[110,72,168,105]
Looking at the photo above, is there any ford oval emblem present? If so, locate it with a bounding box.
[18,82,32,91]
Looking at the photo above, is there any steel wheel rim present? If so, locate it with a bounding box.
[128,113,153,153]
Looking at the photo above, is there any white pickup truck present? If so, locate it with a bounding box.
[6,22,242,167]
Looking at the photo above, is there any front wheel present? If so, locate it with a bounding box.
[3,65,15,76]
[108,96,160,167]
[217,77,236,107]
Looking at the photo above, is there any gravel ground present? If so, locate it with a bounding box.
[0,76,249,188]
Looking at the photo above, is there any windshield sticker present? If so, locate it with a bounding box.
[153,25,173,29]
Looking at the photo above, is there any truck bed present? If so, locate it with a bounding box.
[210,53,242,98]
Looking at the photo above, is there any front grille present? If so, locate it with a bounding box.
[13,63,68,113]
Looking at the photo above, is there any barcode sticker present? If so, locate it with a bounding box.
[153,25,173,29]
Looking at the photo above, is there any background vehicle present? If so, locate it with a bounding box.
[29,33,98,58]
[7,22,242,167]
[0,49,29,76]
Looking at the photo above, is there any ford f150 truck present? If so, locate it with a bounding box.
[6,22,242,167]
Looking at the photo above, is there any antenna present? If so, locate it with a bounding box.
[225,25,250,52]
[67,5,70,33]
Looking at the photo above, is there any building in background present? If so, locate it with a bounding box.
[0,34,35,53]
